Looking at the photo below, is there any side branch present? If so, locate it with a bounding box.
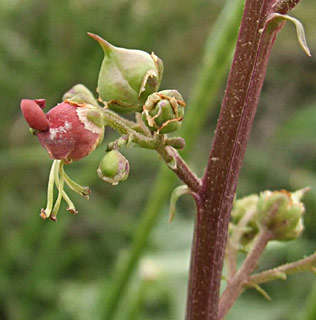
[160,146,202,193]
[217,230,273,320]
[102,108,201,193]
[248,251,316,285]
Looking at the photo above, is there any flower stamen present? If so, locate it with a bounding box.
[40,160,57,219]
[50,160,65,221]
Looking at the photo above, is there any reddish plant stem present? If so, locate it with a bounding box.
[171,151,202,193]
[156,145,201,193]
[217,230,273,320]
[185,0,302,319]
[273,0,301,14]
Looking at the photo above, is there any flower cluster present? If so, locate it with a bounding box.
[20,34,186,221]
[229,188,307,248]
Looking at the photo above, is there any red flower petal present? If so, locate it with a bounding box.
[34,99,46,109]
[21,99,50,131]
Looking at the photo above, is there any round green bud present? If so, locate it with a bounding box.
[257,190,305,241]
[230,194,260,246]
[97,150,130,185]
[62,84,99,107]
[88,33,163,113]
[142,90,186,134]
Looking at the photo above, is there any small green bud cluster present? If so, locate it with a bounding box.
[21,33,187,220]
[257,190,305,240]
[230,194,260,248]
[230,188,307,247]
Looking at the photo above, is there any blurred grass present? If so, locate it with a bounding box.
[1,0,316,319]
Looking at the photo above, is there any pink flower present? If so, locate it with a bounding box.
[21,99,104,162]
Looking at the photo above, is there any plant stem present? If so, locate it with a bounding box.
[225,208,257,280]
[217,229,273,320]
[102,109,157,149]
[185,0,302,319]
[273,0,301,14]
[164,146,201,193]
[303,270,316,320]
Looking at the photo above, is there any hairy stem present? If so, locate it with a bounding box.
[273,0,301,14]
[185,0,302,319]
[164,146,201,193]
[102,109,157,149]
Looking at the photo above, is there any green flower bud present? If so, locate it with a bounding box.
[62,84,99,107]
[230,194,260,246]
[97,150,130,185]
[142,90,186,134]
[258,189,306,241]
[88,33,163,113]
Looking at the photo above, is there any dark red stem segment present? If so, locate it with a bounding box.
[185,0,301,319]
[273,0,301,14]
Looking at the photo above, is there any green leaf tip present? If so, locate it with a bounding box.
[87,32,113,54]
[251,283,271,301]
[168,185,190,223]
[270,13,311,57]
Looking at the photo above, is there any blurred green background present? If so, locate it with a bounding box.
[1,0,316,319]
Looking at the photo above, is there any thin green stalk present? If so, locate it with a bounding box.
[102,109,201,190]
[303,277,316,320]
[125,280,152,318]
[100,171,169,319]
[42,160,57,218]
[102,109,157,149]
[100,0,244,318]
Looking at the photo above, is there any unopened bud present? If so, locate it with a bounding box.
[142,90,185,134]
[62,84,99,107]
[97,150,130,185]
[258,189,306,240]
[231,194,260,246]
[88,33,163,113]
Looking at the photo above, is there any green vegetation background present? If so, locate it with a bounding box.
[1,0,316,319]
